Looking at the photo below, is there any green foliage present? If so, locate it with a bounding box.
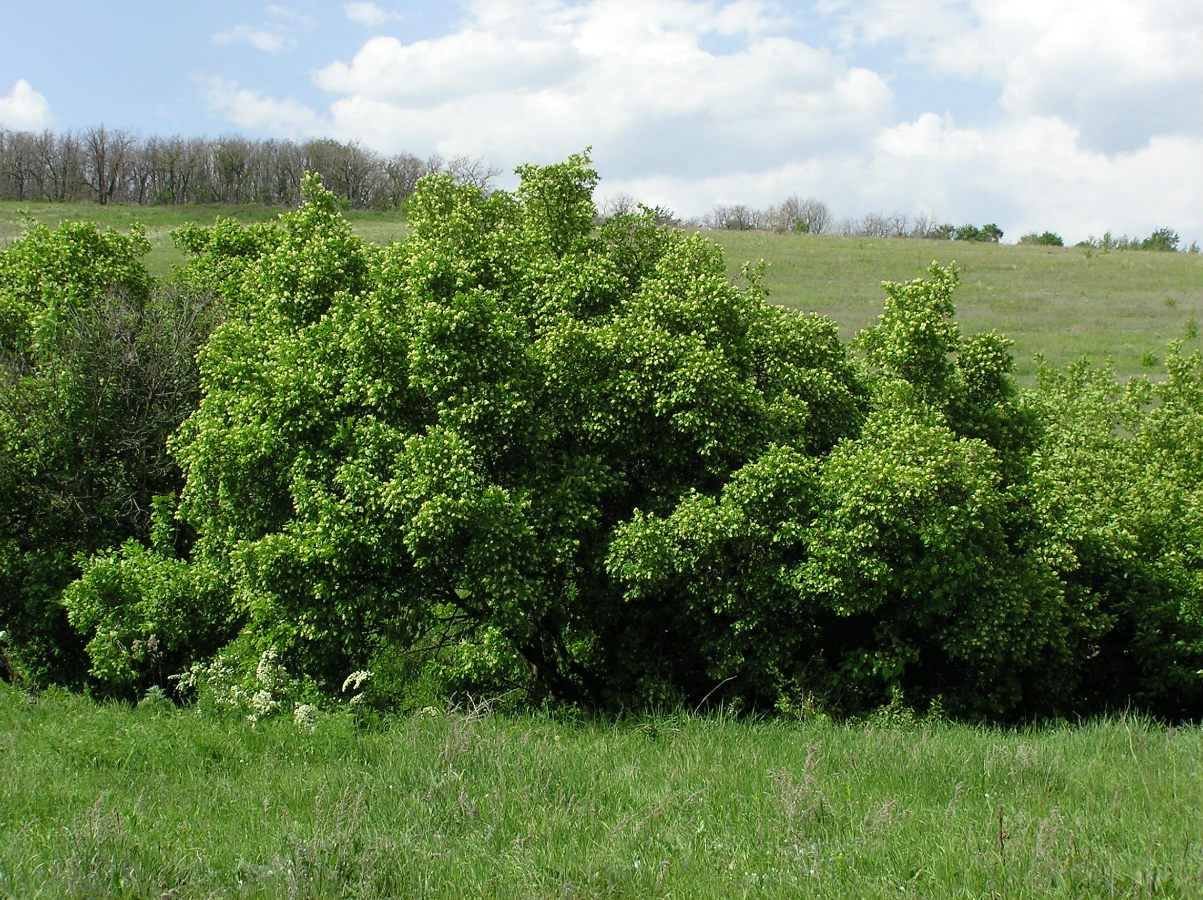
[856,264,961,404]
[0,219,152,356]
[1,220,216,686]
[1080,227,1183,253]
[60,498,234,697]
[1141,227,1180,252]
[1028,349,1203,715]
[946,223,1003,243]
[1019,231,1064,246]
[167,160,865,706]
[802,405,1067,714]
[5,158,1199,720]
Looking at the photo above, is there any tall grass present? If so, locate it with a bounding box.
[2,683,1197,898]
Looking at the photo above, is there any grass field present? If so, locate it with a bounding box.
[3,200,1200,381]
[1,683,1198,899]
[708,231,1203,381]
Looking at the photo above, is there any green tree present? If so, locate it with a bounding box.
[1019,231,1064,247]
[1,221,217,685]
[1141,227,1180,252]
[1026,349,1203,715]
[45,158,1197,719]
[979,223,1003,243]
[166,159,865,704]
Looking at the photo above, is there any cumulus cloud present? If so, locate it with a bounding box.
[199,0,1201,245]
[865,112,1203,244]
[203,77,325,137]
[0,79,52,130]
[820,0,1203,154]
[315,0,893,178]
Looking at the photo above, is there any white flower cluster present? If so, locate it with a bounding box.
[341,669,373,707]
[293,702,319,733]
[171,648,299,725]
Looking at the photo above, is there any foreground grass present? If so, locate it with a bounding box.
[1,684,1197,899]
[3,201,1200,381]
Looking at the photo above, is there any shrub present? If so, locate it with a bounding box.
[21,156,1201,720]
[164,159,865,706]
[1141,227,1180,252]
[1019,231,1064,247]
[1,221,217,686]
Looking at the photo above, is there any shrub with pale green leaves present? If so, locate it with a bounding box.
[10,155,1200,719]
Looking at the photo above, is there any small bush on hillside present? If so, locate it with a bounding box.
[1141,227,1180,252]
[1019,231,1064,246]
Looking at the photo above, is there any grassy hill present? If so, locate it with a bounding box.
[709,231,1202,381]
[3,200,1200,381]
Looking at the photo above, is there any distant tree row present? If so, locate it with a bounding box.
[0,127,498,209]
[694,198,1006,244]
[1077,227,1191,253]
[3,127,1193,253]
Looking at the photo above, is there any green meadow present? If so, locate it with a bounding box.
[708,231,1202,381]
[3,200,1199,381]
[1,683,1198,900]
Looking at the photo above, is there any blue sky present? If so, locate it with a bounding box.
[2,0,1200,246]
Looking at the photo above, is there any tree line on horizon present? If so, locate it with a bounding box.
[0,125,498,209]
[1,127,1193,252]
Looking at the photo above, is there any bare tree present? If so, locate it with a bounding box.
[856,211,910,238]
[82,126,136,204]
[910,212,943,239]
[0,130,39,201]
[32,130,83,201]
[444,154,502,193]
[766,195,831,234]
[709,203,762,230]
[797,197,830,235]
[211,135,255,203]
[259,139,305,205]
[377,152,436,208]
[0,126,502,211]
[599,192,640,220]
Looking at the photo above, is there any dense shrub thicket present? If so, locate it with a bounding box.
[1,155,1200,719]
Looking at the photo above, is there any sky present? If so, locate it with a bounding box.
[1,0,1200,246]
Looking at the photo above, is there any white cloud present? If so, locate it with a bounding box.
[344,2,400,28]
[315,0,893,177]
[212,24,290,53]
[820,0,1203,154]
[315,32,579,104]
[594,109,1202,247]
[203,77,325,137]
[864,112,1203,244]
[0,79,52,130]
[267,4,314,26]
[199,0,1200,246]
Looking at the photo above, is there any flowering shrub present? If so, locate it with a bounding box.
[14,155,1199,718]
